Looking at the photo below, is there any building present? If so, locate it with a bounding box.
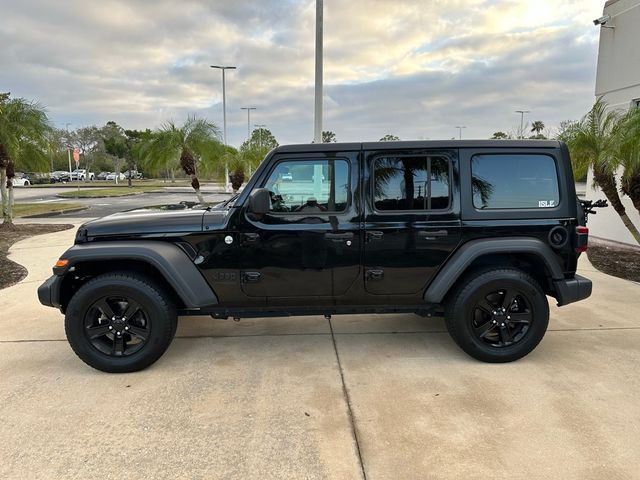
[586,0,640,245]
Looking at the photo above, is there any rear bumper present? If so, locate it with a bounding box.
[38,275,62,309]
[554,274,592,306]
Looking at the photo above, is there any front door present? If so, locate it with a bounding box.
[239,152,361,302]
[363,148,461,295]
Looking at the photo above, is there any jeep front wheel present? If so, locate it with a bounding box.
[65,272,176,373]
[445,269,549,362]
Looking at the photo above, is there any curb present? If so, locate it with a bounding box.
[21,207,89,218]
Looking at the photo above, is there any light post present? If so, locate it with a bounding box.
[455,126,466,139]
[211,65,236,192]
[241,107,256,144]
[65,123,72,177]
[515,110,530,139]
[254,124,266,148]
[314,0,323,143]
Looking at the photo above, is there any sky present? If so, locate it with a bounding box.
[0,0,606,146]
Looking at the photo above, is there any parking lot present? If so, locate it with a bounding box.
[1,223,639,479]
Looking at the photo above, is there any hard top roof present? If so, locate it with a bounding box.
[274,140,562,153]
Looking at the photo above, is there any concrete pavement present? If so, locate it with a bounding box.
[1,226,640,479]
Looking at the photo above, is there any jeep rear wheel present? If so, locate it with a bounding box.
[445,269,549,362]
[65,272,176,373]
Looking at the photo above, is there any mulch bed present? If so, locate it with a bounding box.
[0,223,73,290]
[587,237,640,283]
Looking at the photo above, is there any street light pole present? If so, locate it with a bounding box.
[211,65,236,192]
[65,123,72,177]
[455,126,466,139]
[241,107,256,144]
[313,0,323,143]
[515,110,530,139]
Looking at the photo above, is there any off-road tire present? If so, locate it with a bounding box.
[65,272,176,373]
[445,268,549,362]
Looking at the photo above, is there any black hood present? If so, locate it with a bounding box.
[77,204,228,242]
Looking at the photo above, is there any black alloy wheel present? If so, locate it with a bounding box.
[470,287,533,348]
[65,272,176,373]
[445,268,549,363]
[84,296,150,357]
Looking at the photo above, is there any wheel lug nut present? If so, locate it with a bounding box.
[493,320,497,324]
[112,316,115,321]
[125,326,129,330]
[501,323,505,327]
[507,316,511,320]
[108,326,113,330]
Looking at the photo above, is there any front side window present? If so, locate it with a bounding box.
[373,155,450,211]
[262,159,349,213]
[471,154,560,209]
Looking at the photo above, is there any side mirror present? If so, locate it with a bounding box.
[248,188,270,216]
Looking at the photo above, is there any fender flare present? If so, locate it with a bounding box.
[423,237,564,304]
[54,240,218,308]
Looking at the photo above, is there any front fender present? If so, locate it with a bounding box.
[49,240,218,309]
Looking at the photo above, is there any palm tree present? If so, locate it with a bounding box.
[0,93,50,225]
[141,116,222,203]
[530,121,546,139]
[562,98,640,244]
[615,107,640,216]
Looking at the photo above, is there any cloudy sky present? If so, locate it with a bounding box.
[1,0,606,146]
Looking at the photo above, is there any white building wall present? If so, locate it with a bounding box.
[586,0,640,245]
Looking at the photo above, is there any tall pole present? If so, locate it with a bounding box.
[65,123,72,177]
[211,65,236,192]
[314,0,323,143]
[455,126,466,139]
[241,107,256,143]
[515,110,530,139]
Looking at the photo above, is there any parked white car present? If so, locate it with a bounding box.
[13,176,31,187]
[70,169,95,181]
[106,172,125,181]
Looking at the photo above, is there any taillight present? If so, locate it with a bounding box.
[576,226,589,253]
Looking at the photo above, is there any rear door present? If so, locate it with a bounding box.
[363,148,461,295]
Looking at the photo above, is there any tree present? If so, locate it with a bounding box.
[141,116,223,202]
[529,120,547,139]
[124,128,153,186]
[322,131,336,143]
[73,126,103,179]
[561,98,640,244]
[612,107,640,216]
[241,127,278,151]
[380,134,400,141]
[491,131,510,139]
[0,93,50,225]
[101,121,127,183]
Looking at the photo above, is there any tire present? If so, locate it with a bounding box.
[445,268,549,363]
[65,272,177,373]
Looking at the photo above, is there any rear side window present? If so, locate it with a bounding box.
[373,156,450,211]
[471,154,560,209]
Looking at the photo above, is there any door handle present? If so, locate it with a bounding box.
[324,232,354,241]
[243,233,260,243]
[241,271,261,283]
[366,230,384,241]
[417,230,448,239]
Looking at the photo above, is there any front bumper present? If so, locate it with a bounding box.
[554,274,592,306]
[38,275,63,309]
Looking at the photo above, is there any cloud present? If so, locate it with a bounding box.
[0,0,604,145]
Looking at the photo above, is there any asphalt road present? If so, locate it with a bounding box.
[14,185,233,218]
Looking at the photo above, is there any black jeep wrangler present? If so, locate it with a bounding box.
[39,140,592,372]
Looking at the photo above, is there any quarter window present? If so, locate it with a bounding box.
[373,156,450,211]
[471,154,560,209]
[262,159,349,213]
